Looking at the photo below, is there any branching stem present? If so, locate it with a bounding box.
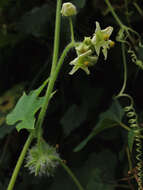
[36,42,75,144]
[105,0,137,44]
[105,0,123,28]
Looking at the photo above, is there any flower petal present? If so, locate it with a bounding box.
[69,65,79,75]
[102,26,113,37]
[95,21,101,33]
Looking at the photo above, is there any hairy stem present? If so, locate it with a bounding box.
[7,133,34,190]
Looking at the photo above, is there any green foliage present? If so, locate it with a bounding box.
[60,104,87,136]
[17,5,55,37]
[0,84,25,138]
[6,79,50,131]
[0,0,10,8]
[6,92,43,131]
[74,100,124,152]
[1,0,143,189]
[0,124,15,139]
[48,150,116,190]
[128,129,136,153]
[0,32,22,48]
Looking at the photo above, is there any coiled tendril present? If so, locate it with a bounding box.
[128,47,143,70]
[116,94,142,190]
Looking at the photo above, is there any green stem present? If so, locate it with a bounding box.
[124,0,130,25]
[133,2,143,16]
[117,43,127,96]
[126,146,132,171]
[69,17,75,43]
[105,0,123,28]
[50,0,62,75]
[36,42,75,143]
[118,122,143,139]
[59,160,84,190]
[7,133,34,190]
[105,0,136,44]
[119,122,130,131]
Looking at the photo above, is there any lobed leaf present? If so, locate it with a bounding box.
[6,79,52,131]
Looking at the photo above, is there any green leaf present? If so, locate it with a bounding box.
[6,79,51,131]
[128,129,135,153]
[74,100,124,152]
[60,104,87,137]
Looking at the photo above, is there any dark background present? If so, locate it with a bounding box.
[0,0,143,189]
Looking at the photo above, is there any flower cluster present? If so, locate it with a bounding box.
[25,140,60,176]
[69,22,114,75]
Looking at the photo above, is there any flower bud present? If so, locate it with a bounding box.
[61,2,77,17]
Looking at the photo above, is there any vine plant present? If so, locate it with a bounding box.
[5,0,143,190]
[106,0,143,189]
[5,0,115,190]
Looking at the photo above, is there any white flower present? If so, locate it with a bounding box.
[69,50,98,75]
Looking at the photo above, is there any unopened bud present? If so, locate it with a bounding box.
[61,2,77,17]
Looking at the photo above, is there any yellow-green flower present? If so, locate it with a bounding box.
[92,21,114,60]
[69,50,98,75]
[75,37,93,55]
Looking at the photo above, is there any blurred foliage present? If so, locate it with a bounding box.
[0,0,143,189]
[0,84,25,138]
[74,100,124,152]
